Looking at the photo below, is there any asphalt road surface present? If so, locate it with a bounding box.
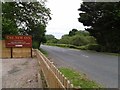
[41,45,118,88]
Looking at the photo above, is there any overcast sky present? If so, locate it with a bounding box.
[46,0,85,39]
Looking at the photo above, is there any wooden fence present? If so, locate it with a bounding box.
[35,49,74,89]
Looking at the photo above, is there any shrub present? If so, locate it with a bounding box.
[56,44,68,47]
[77,45,88,50]
[87,44,101,52]
[70,35,88,46]
[68,45,77,48]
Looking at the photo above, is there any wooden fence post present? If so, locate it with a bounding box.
[31,48,32,58]
[11,47,13,58]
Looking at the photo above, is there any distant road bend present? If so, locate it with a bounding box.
[41,45,118,88]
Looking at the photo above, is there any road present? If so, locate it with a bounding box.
[41,45,118,88]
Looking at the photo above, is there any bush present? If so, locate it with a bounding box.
[87,44,101,52]
[70,35,88,46]
[56,44,68,47]
[68,45,77,48]
[46,43,56,46]
[58,35,71,44]
[77,45,88,50]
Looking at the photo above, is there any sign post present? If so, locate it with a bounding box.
[5,35,32,58]
[11,47,13,58]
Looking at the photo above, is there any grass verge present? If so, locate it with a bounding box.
[39,48,48,56]
[59,68,102,88]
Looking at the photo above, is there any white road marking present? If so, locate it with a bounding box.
[82,55,89,58]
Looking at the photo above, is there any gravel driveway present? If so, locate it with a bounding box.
[2,58,42,88]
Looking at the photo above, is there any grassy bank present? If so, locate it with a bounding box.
[39,48,48,56]
[59,68,102,88]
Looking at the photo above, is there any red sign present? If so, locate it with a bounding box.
[5,35,32,47]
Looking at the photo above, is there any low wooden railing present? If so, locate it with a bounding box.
[35,49,74,89]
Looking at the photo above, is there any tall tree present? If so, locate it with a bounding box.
[78,2,120,53]
[2,1,51,48]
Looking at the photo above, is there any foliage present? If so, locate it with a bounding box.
[78,2,120,53]
[58,34,71,44]
[77,45,88,50]
[87,44,101,52]
[45,29,99,52]
[69,29,78,36]
[45,34,58,44]
[71,35,88,46]
[2,17,19,36]
[2,1,51,48]
[59,30,96,47]
[56,44,77,48]
[46,34,55,40]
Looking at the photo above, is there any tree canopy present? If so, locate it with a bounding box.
[45,34,58,44]
[78,2,120,53]
[69,29,78,36]
[58,29,96,46]
[2,1,51,48]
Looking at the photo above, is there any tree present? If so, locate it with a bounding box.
[46,34,55,41]
[78,2,120,53]
[58,29,96,47]
[2,2,19,38]
[58,34,71,44]
[69,29,78,36]
[2,1,51,48]
[75,30,89,36]
[71,35,88,46]
[2,17,19,37]
[45,34,58,43]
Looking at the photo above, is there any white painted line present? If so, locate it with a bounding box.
[82,55,89,58]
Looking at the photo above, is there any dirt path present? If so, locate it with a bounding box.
[2,58,42,88]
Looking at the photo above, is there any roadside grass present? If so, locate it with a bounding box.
[100,52,120,56]
[59,68,102,88]
[45,43,78,49]
[39,48,48,56]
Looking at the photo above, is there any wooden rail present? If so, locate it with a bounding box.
[35,49,74,89]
